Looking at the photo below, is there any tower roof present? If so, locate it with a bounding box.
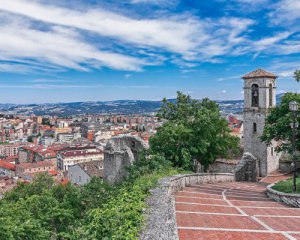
[242,69,277,79]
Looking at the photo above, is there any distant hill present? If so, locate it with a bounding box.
[0,94,285,116]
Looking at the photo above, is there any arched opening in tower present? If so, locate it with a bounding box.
[251,84,259,107]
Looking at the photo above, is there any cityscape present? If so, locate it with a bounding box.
[1,0,300,240]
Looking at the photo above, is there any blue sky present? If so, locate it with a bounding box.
[0,0,300,103]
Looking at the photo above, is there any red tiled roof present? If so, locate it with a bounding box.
[231,127,241,133]
[17,161,54,169]
[22,145,43,152]
[37,149,57,157]
[242,69,277,79]
[48,170,59,176]
[60,178,69,186]
[0,160,16,171]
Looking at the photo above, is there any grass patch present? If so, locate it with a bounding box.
[272,177,300,193]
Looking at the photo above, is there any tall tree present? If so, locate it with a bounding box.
[150,92,239,171]
[294,70,300,82]
[262,93,300,154]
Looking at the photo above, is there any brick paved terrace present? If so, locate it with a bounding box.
[175,175,299,240]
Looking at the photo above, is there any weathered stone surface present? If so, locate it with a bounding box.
[279,160,300,174]
[103,135,148,183]
[243,71,281,177]
[234,152,258,182]
[209,159,239,173]
[267,183,300,208]
[139,173,234,240]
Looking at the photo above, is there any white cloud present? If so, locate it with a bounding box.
[0,0,295,74]
[130,0,177,6]
[217,75,241,82]
[0,84,103,89]
[0,0,205,55]
[278,90,287,94]
[253,32,291,51]
[0,0,255,64]
[232,0,269,3]
[268,58,300,79]
[270,0,300,24]
[0,16,147,72]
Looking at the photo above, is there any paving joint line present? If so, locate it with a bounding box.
[177,226,300,234]
[176,201,292,209]
[222,189,247,216]
[175,202,232,207]
[176,211,242,216]
[181,190,270,200]
[250,216,274,231]
[254,215,300,218]
[282,232,297,240]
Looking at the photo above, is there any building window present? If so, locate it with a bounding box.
[269,83,273,107]
[251,84,259,107]
[271,147,274,156]
[253,123,257,133]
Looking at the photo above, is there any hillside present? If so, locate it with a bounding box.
[0,94,284,116]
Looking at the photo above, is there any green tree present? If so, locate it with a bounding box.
[27,136,33,143]
[80,177,113,210]
[42,118,52,127]
[262,92,300,154]
[294,70,300,82]
[150,92,239,171]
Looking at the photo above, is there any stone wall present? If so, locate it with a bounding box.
[267,183,300,208]
[234,152,258,182]
[279,161,300,174]
[209,159,239,173]
[103,135,148,183]
[140,173,234,240]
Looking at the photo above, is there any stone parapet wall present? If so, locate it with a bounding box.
[266,183,300,208]
[165,173,234,195]
[208,160,238,173]
[140,173,234,240]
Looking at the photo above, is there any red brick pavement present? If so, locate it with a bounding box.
[178,229,288,240]
[175,178,298,240]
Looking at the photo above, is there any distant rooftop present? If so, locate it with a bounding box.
[78,160,103,178]
[61,150,103,158]
[242,69,277,79]
[0,160,16,171]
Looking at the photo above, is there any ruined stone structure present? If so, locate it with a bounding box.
[234,152,258,182]
[243,69,281,177]
[103,135,148,183]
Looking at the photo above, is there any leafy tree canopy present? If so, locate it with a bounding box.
[262,93,300,154]
[150,91,239,171]
[294,70,300,82]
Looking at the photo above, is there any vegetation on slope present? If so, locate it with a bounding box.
[0,154,184,240]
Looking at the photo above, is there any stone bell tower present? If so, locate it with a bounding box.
[242,69,280,177]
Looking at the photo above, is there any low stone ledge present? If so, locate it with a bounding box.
[139,173,234,240]
[267,184,300,208]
